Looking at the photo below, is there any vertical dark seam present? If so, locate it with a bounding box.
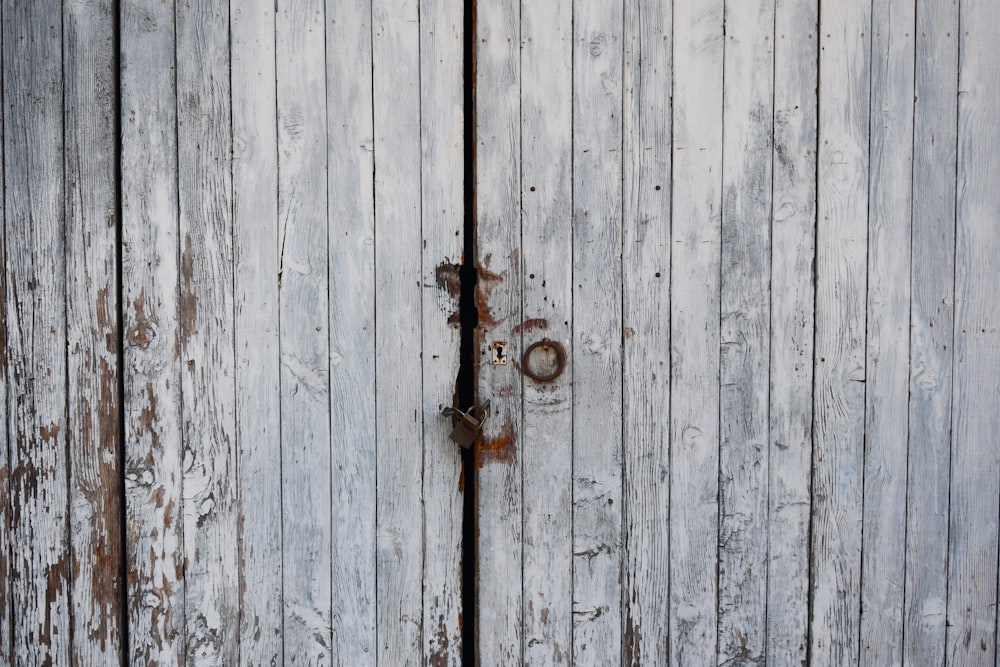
[568,0,576,662]
[415,0,426,661]
[715,2,727,662]
[319,0,333,657]
[666,0,675,659]
[368,0,379,660]
[0,0,10,659]
[517,0,525,664]
[618,0,628,664]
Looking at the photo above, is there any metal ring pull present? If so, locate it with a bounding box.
[521,338,566,383]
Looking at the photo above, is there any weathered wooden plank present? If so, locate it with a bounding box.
[418,0,465,663]
[669,0,723,662]
[766,1,817,663]
[371,1,425,663]
[858,2,914,663]
[121,0,185,662]
[231,2,283,663]
[903,1,957,663]
[520,0,574,663]
[3,1,71,663]
[572,1,624,662]
[64,0,123,662]
[326,1,377,664]
[0,15,8,647]
[175,1,239,663]
[717,0,774,662]
[621,1,671,663]
[474,0,523,661]
[946,0,1000,661]
[811,1,871,663]
[275,0,333,662]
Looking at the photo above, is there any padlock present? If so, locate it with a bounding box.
[442,401,490,449]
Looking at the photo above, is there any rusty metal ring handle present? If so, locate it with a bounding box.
[521,338,566,383]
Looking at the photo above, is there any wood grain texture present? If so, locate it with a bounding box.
[903,1,957,663]
[946,0,1000,662]
[276,1,333,663]
[520,0,574,663]
[371,1,425,663]
[622,0,671,663]
[326,0,377,664]
[3,2,71,664]
[121,0,185,663]
[418,0,465,663]
[0,9,9,648]
[175,1,239,664]
[766,1,817,663]
[474,0,523,662]
[231,2,283,663]
[858,1,914,663]
[717,0,774,662]
[64,0,123,662]
[571,0,624,663]
[669,1,723,663]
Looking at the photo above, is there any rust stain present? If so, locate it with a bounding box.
[96,287,117,354]
[39,424,60,442]
[435,262,462,300]
[513,318,549,335]
[428,614,451,667]
[624,327,635,339]
[129,288,155,349]
[137,383,160,450]
[478,417,517,467]
[540,607,550,624]
[41,553,71,648]
[496,384,514,398]
[476,267,503,331]
[180,232,197,346]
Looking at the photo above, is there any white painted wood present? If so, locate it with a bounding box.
[766,2,817,663]
[520,0,574,664]
[276,1,333,663]
[946,0,1000,662]
[120,0,185,663]
[571,1,624,664]
[326,1,377,664]
[622,0,671,663]
[474,0,523,662]
[176,3,239,664]
[2,2,70,664]
[64,0,123,662]
[231,2,283,663]
[903,2,957,663]
[717,0,774,662]
[418,0,466,663]
[859,2,914,663]
[371,1,426,663]
[669,0,724,662]
[811,1,871,663]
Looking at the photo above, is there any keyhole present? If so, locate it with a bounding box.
[492,341,508,365]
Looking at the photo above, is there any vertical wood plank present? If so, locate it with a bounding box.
[175,1,239,663]
[64,0,123,661]
[371,1,424,663]
[121,0,185,662]
[717,0,774,662]
[326,0,377,663]
[474,0,522,661]
[0,8,9,646]
[946,0,1000,661]
[903,1,957,663]
[231,2,283,662]
[521,0,574,663]
[810,1,871,663]
[419,0,465,663]
[858,1,914,663]
[766,1,817,663]
[3,1,70,664]
[669,0,723,662]
[276,0,333,662]
[571,0,624,662]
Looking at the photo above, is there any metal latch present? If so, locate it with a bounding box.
[441,400,491,449]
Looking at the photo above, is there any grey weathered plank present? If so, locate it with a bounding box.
[231,2,283,663]
[766,1,817,663]
[810,1,871,663]
[418,0,466,663]
[669,0,723,662]
[717,0,774,662]
[64,0,123,662]
[326,0,377,663]
[0,15,8,646]
[371,1,425,663]
[275,0,333,662]
[3,2,71,664]
[120,0,185,662]
[521,0,574,663]
[474,0,523,662]
[175,1,239,664]
[858,2,914,663]
[946,0,1000,662]
[571,1,624,663]
[903,1,957,663]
